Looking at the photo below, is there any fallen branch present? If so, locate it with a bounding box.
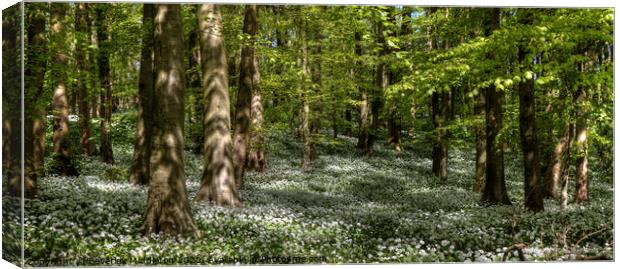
[502,243,527,262]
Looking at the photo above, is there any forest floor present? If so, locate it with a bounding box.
[2,120,614,265]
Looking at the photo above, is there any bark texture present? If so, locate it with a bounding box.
[143,4,197,236]
[355,32,370,152]
[473,90,486,193]
[49,3,78,176]
[75,3,98,156]
[232,4,258,188]
[300,17,314,169]
[574,87,589,204]
[3,3,23,196]
[95,6,114,164]
[23,2,49,197]
[193,4,243,207]
[481,9,511,205]
[246,6,266,172]
[129,4,155,185]
[518,61,544,212]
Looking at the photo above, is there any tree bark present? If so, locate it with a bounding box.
[3,3,23,196]
[95,6,114,164]
[300,16,314,169]
[143,4,197,236]
[574,86,589,204]
[129,4,155,185]
[544,122,569,198]
[518,56,544,212]
[310,41,322,134]
[49,3,78,176]
[22,2,49,197]
[232,4,257,188]
[367,20,387,153]
[355,32,370,152]
[481,9,511,205]
[194,4,243,207]
[187,5,203,155]
[560,123,574,209]
[75,3,97,156]
[474,90,486,193]
[344,109,352,136]
[247,42,266,171]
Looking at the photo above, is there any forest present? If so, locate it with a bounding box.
[1,2,614,266]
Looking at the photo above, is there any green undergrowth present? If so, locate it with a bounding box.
[2,125,613,266]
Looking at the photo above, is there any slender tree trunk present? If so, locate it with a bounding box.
[431,91,449,182]
[76,3,97,156]
[560,123,575,209]
[194,4,243,207]
[95,6,114,164]
[247,46,266,171]
[310,43,322,134]
[49,3,78,176]
[481,8,510,205]
[474,91,486,193]
[355,32,370,152]
[428,9,449,182]
[232,4,257,188]
[518,50,544,212]
[246,6,266,172]
[574,86,589,204]
[367,21,387,153]
[143,4,197,236]
[300,17,314,169]
[544,123,570,198]
[344,109,352,136]
[129,4,154,185]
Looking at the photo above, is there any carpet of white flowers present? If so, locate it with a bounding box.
[2,125,613,266]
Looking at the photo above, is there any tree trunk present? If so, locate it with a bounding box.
[300,17,314,169]
[247,44,266,171]
[129,4,154,185]
[232,4,257,188]
[344,109,352,136]
[310,43,322,134]
[193,4,243,207]
[428,9,449,182]
[560,123,575,209]
[187,5,203,155]
[75,3,97,156]
[22,2,49,197]
[49,3,78,176]
[246,6,266,172]
[143,4,197,236]
[574,86,589,204]
[481,9,511,205]
[431,91,449,182]
[473,90,486,193]
[367,21,387,153]
[95,6,114,164]
[544,123,569,198]
[355,32,370,152]
[3,3,23,197]
[518,56,544,212]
